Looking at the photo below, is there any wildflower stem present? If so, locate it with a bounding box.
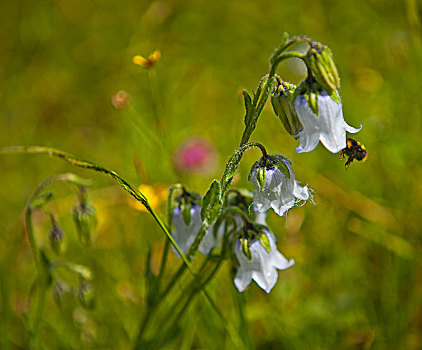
[29,281,47,350]
[233,290,253,350]
[147,68,164,134]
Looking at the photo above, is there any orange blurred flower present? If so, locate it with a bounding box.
[128,184,167,212]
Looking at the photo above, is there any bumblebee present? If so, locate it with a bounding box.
[340,138,367,169]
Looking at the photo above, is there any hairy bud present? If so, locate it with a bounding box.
[271,82,303,140]
[305,43,340,91]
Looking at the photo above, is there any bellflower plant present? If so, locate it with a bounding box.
[249,154,309,216]
[234,230,294,293]
[1,33,367,349]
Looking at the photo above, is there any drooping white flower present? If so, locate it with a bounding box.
[171,205,202,254]
[294,91,361,153]
[234,230,294,293]
[250,155,309,216]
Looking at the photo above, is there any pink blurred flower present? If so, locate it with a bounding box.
[173,137,217,174]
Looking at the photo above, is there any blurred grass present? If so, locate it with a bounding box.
[1,0,422,349]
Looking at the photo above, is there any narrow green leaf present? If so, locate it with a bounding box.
[242,90,253,127]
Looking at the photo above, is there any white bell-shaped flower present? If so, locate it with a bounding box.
[234,230,294,293]
[171,205,202,254]
[294,91,361,153]
[250,156,309,216]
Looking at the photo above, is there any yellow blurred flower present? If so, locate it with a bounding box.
[132,50,161,69]
[129,184,167,212]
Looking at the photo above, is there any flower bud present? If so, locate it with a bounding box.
[271,82,303,140]
[305,43,340,91]
[49,218,66,255]
[77,279,95,309]
[73,202,97,246]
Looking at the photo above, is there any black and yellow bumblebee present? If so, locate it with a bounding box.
[340,138,367,169]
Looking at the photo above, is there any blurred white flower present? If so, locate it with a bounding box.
[234,230,294,293]
[294,91,361,153]
[171,205,202,254]
[250,159,309,216]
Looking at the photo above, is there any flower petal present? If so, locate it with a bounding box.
[198,226,216,255]
[293,181,309,201]
[234,269,253,292]
[317,92,348,153]
[295,95,321,153]
[345,123,362,134]
[171,205,202,254]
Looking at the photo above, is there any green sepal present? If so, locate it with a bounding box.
[305,88,319,116]
[256,167,266,190]
[201,180,222,225]
[258,231,271,253]
[328,88,341,104]
[240,237,252,261]
[181,202,192,226]
[275,159,291,179]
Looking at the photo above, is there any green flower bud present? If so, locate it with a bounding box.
[77,279,95,309]
[271,82,303,140]
[73,202,97,246]
[49,220,66,255]
[305,43,340,91]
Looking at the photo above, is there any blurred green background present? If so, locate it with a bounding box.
[1,0,422,349]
